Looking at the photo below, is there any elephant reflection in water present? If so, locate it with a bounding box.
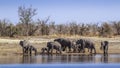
[41,55,59,63]
[101,53,108,63]
[22,55,36,63]
[41,54,94,63]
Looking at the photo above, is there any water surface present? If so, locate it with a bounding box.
[0,54,120,64]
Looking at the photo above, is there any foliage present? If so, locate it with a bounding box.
[0,6,119,37]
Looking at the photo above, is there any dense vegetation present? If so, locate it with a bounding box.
[0,6,120,37]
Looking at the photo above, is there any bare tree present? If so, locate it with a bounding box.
[112,21,120,35]
[18,6,37,36]
[69,22,78,35]
[37,17,50,35]
[98,22,112,37]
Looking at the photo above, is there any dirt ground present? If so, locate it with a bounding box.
[0,36,120,55]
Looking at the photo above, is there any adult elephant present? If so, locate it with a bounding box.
[19,40,37,55]
[54,38,75,52]
[100,41,109,54]
[47,41,62,54]
[76,39,96,54]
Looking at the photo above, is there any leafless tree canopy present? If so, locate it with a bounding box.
[0,6,119,37]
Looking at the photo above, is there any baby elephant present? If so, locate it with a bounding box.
[100,41,109,54]
[47,41,62,54]
[41,47,48,54]
[28,45,37,55]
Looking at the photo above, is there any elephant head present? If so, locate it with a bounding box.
[19,40,28,47]
[19,40,24,47]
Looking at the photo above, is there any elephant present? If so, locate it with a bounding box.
[76,39,96,54]
[54,38,75,52]
[28,45,37,55]
[72,44,82,53]
[19,40,37,55]
[47,41,62,54]
[41,47,48,54]
[100,41,109,54]
[71,42,80,53]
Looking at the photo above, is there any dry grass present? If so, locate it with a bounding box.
[0,36,120,55]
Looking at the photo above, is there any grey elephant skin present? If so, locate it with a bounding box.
[19,40,37,55]
[100,41,109,54]
[54,38,75,52]
[47,41,62,54]
[76,39,96,54]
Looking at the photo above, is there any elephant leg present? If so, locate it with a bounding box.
[83,48,85,53]
[29,48,32,56]
[82,46,85,53]
[88,48,89,52]
[68,47,71,52]
[78,49,80,53]
[57,48,60,54]
[103,46,106,54]
[94,48,96,54]
[75,47,78,53]
[51,47,53,54]
[56,49,58,54]
[80,48,83,53]
[90,48,92,53]
[24,48,28,55]
[22,48,25,55]
[60,50,62,54]
[82,45,85,53]
[26,47,29,55]
[105,46,108,54]
[58,48,62,54]
[62,46,66,51]
[42,49,44,54]
[47,48,50,54]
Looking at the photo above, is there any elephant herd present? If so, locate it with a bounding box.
[19,38,109,55]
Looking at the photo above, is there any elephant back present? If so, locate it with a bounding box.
[54,38,71,47]
[84,39,94,47]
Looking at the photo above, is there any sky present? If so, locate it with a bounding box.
[0,0,120,24]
